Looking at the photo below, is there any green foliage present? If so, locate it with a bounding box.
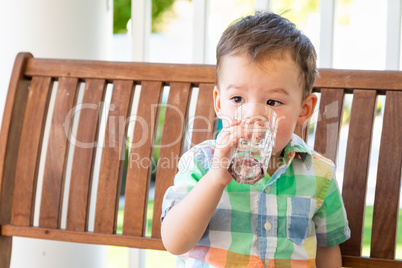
[272,0,319,27]
[336,0,353,25]
[151,104,166,181]
[376,97,383,115]
[113,0,178,34]
[152,0,176,33]
[114,0,131,33]
[342,105,351,125]
[362,206,402,257]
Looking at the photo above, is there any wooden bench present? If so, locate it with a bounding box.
[0,52,401,267]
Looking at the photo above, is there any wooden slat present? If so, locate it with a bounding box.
[315,69,402,91]
[0,237,12,268]
[67,79,106,232]
[342,255,402,268]
[314,88,345,163]
[151,83,192,238]
[24,57,402,91]
[39,78,79,229]
[0,52,32,268]
[190,83,216,147]
[340,90,377,256]
[1,225,165,250]
[123,81,163,237]
[294,124,309,142]
[0,52,32,224]
[371,91,402,259]
[25,58,216,84]
[10,76,53,226]
[94,80,134,234]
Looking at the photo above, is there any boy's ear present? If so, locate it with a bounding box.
[297,93,317,126]
[213,86,222,117]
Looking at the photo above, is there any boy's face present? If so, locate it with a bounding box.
[213,51,317,154]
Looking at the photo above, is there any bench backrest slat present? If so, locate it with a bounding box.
[0,54,31,229]
[123,81,163,237]
[67,79,106,232]
[340,90,377,256]
[315,69,402,90]
[190,83,216,147]
[25,59,216,84]
[11,76,53,226]
[39,77,79,229]
[152,82,192,238]
[313,88,345,163]
[371,90,402,259]
[94,80,134,234]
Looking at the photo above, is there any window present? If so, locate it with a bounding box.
[333,0,387,70]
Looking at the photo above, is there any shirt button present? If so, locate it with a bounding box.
[264,221,272,231]
[264,186,271,194]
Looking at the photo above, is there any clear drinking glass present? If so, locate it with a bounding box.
[227,103,279,184]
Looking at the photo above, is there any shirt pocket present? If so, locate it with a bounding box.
[287,197,316,245]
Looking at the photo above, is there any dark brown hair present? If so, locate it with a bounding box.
[216,12,318,98]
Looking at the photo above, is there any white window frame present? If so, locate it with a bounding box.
[131,0,402,69]
[386,0,401,70]
[131,0,151,61]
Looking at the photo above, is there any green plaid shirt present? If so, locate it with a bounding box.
[161,134,350,267]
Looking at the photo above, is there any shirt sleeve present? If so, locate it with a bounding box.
[313,167,351,247]
[160,146,210,223]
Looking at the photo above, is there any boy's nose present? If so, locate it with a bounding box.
[247,104,265,117]
[237,103,271,120]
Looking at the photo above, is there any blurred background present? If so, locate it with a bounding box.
[0,0,401,267]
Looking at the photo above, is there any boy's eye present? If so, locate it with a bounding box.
[231,96,244,103]
[266,99,282,106]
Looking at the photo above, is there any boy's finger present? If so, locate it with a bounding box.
[230,119,241,126]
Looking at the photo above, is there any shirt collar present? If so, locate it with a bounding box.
[281,134,314,170]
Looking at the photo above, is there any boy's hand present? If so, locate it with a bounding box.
[211,119,244,185]
[215,120,241,159]
[161,119,244,254]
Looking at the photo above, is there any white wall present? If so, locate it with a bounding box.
[0,0,112,267]
[0,0,113,127]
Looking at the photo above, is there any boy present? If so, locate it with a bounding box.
[161,12,350,267]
